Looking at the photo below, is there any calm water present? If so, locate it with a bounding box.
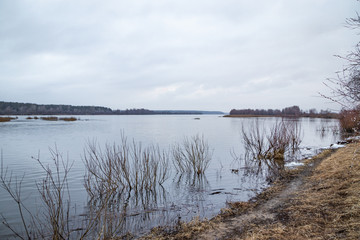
[0,115,340,238]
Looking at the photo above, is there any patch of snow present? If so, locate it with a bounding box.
[285,162,304,168]
[345,136,360,142]
[330,144,345,149]
[321,143,345,150]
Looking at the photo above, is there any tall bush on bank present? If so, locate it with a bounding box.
[339,107,360,133]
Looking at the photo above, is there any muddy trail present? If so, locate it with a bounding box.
[196,150,327,239]
[143,143,360,240]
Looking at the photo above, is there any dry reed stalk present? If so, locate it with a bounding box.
[0,117,16,122]
[242,119,302,161]
[172,135,212,175]
[83,134,170,200]
[1,147,101,239]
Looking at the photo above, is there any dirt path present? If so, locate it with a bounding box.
[143,143,360,239]
[196,149,323,240]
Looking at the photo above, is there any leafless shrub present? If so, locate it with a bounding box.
[339,107,360,133]
[33,148,74,239]
[0,147,96,239]
[172,135,213,175]
[0,168,33,239]
[83,135,172,238]
[233,119,303,181]
[83,134,170,201]
[241,120,268,160]
[241,119,302,161]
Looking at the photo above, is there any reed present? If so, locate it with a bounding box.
[0,117,16,122]
[241,119,302,161]
[172,135,213,175]
[83,134,170,201]
[0,147,98,239]
[59,117,77,121]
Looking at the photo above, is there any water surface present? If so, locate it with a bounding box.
[0,115,340,238]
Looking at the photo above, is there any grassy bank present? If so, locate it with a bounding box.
[143,143,360,239]
[243,143,360,240]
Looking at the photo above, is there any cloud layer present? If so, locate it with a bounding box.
[0,0,358,111]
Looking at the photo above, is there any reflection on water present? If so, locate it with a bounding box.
[317,123,341,139]
[0,116,341,238]
[82,172,212,237]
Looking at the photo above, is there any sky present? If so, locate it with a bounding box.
[0,0,358,112]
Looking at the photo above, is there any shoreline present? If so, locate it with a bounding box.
[223,114,339,119]
[142,142,360,239]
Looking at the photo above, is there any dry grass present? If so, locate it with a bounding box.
[243,143,360,240]
[59,117,77,121]
[0,117,16,122]
[41,116,59,121]
[40,116,77,121]
[141,217,214,240]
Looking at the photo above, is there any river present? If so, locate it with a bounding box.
[0,115,340,238]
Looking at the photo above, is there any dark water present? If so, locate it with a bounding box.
[0,115,340,238]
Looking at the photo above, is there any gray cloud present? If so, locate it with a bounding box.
[0,0,358,111]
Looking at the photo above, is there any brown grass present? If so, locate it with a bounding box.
[41,116,59,121]
[59,117,77,121]
[142,217,214,240]
[0,117,16,122]
[243,143,360,240]
[40,116,77,121]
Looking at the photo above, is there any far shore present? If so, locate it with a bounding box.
[223,114,339,119]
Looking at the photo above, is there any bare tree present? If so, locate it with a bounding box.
[322,7,360,108]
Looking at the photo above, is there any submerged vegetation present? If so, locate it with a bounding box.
[0,116,78,122]
[230,119,303,182]
[172,135,213,175]
[83,135,170,199]
[0,116,17,122]
[0,133,214,239]
[0,147,92,239]
[241,119,302,161]
[41,116,78,121]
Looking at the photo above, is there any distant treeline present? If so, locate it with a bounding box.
[229,105,338,118]
[0,101,223,115]
[0,101,113,115]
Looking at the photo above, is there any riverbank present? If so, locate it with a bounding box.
[223,114,339,119]
[142,142,360,239]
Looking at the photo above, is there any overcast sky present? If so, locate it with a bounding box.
[0,0,358,112]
